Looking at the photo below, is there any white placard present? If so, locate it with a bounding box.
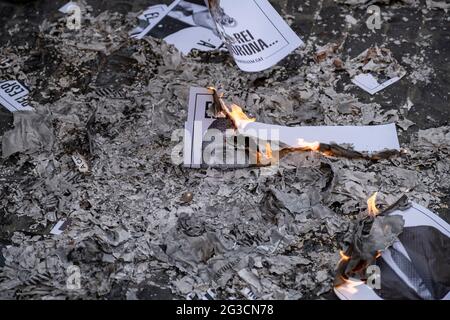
[207,0,304,72]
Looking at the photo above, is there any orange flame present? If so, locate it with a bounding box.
[207,87,255,129]
[229,104,255,125]
[339,250,350,262]
[367,192,380,216]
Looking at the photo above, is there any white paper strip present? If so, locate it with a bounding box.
[239,122,400,152]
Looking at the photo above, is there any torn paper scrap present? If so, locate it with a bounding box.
[72,152,89,173]
[352,73,402,95]
[347,46,406,95]
[183,87,400,168]
[50,219,71,235]
[131,0,223,54]
[0,80,33,112]
[207,0,304,72]
[334,202,450,300]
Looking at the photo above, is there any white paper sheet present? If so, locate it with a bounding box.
[184,87,400,168]
[0,80,34,112]
[207,0,304,72]
[334,202,450,300]
[352,73,402,95]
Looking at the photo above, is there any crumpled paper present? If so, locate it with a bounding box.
[2,112,54,158]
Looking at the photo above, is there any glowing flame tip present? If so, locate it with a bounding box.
[367,192,380,216]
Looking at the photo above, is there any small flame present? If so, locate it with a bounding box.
[229,104,255,126]
[375,251,382,259]
[207,87,254,129]
[207,86,219,93]
[367,192,380,216]
[339,250,350,262]
[297,138,320,151]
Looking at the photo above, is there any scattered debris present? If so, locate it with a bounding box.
[347,46,406,95]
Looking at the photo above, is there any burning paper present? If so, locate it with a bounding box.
[0,80,33,112]
[348,46,406,95]
[334,195,450,300]
[131,0,303,71]
[183,87,400,168]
